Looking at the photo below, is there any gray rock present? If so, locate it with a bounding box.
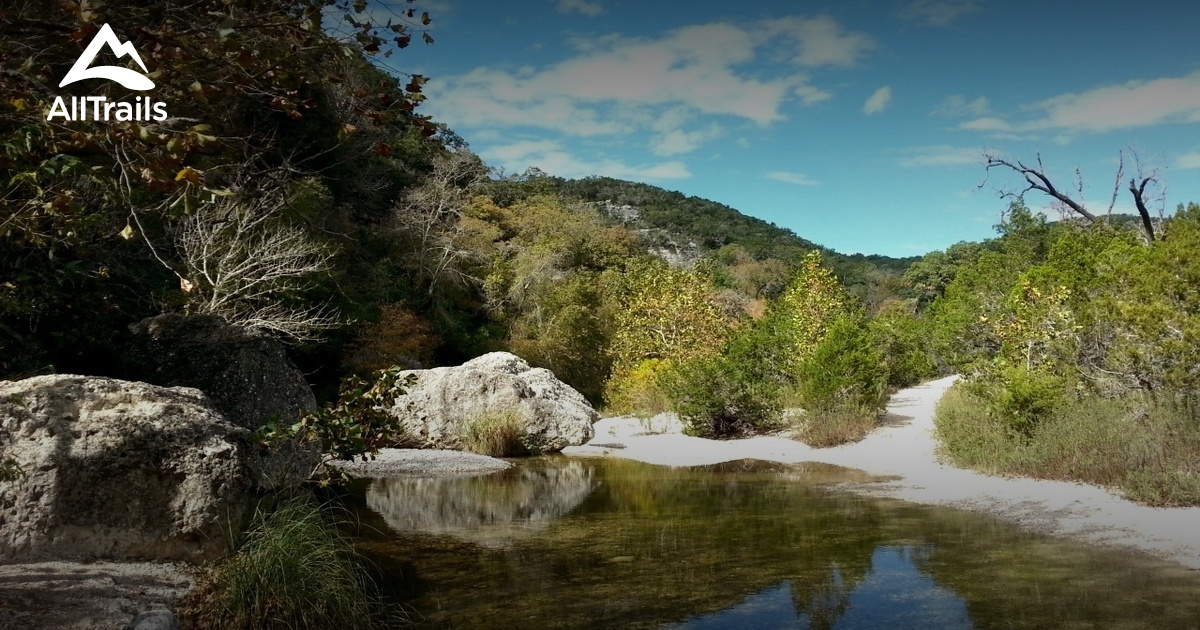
[126,313,316,431]
[125,610,178,630]
[125,313,320,488]
[328,448,512,478]
[0,375,249,561]
[388,352,596,454]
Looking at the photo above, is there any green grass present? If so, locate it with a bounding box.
[934,383,1200,506]
[462,409,527,457]
[179,494,395,629]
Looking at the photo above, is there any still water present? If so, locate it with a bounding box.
[342,456,1200,629]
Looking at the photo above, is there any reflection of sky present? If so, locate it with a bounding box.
[665,546,973,629]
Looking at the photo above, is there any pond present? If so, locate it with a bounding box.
[341,456,1200,629]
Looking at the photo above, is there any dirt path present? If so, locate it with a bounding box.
[565,375,1200,569]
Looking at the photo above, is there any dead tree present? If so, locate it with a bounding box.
[982,151,1161,243]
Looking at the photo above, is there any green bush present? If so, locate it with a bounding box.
[796,314,887,413]
[462,409,527,457]
[979,366,1068,437]
[180,495,393,629]
[663,356,782,438]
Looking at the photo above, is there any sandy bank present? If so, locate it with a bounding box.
[564,376,1200,569]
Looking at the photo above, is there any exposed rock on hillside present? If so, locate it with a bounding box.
[388,352,596,453]
[0,375,249,561]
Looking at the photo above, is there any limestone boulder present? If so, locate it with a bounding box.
[125,313,320,488]
[0,375,250,561]
[389,352,596,453]
[125,313,316,431]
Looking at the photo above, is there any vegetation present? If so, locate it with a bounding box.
[179,495,394,629]
[462,410,527,457]
[920,195,1200,505]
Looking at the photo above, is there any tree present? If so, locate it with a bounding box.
[983,151,1162,243]
[173,179,339,341]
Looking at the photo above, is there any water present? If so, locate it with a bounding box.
[341,456,1200,629]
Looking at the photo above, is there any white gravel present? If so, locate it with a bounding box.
[564,375,1200,569]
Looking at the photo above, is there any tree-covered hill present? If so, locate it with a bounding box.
[485,173,920,300]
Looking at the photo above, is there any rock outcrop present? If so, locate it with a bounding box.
[125,313,320,488]
[388,352,596,453]
[125,313,316,431]
[0,375,249,561]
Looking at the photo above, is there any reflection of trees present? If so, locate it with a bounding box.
[364,458,595,548]
[358,458,891,629]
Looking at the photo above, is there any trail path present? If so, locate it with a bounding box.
[565,375,1200,569]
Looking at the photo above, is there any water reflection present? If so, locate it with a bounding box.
[345,457,1200,629]
[364,457,595,548]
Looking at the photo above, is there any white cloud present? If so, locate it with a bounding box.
[483,140,692,180]
[1026,73,1200,133]
[960,73,1200,138]
[556,0,603,16]
[899,0,985,27]
[765,171,820,186]
[899,145,983,168]
[428,18,871,156]
[863,86,892,115]
[934,95,989,117]
[958,116,1010,131]
[1177,152,1200,169]
[652,125,723,156]
[761,16,875,67]
[795,84,833,106]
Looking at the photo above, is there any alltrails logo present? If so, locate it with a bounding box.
[47,23,169,122]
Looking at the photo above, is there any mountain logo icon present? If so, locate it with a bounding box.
[59,23,155,91]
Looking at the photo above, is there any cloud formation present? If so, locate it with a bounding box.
[765,171,820,186]
[899,0,985,27]
[556,0,603,16]
[427,17,874,157]
[1177,152,1200,170]
[899,145,982,168]
[485,139,692,180]
[863,86,892,115]
[961,73,1200,136]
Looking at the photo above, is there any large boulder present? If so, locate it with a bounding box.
[125,314,320,488]
[125,314,316,431]
[0,375,249,561]
[389,352,596,453]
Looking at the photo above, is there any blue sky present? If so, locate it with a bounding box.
[370,0,1200,256]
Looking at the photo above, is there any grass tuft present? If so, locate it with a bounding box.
[179,494,394,629]
[462,409,527,457]
[793,404,880,448]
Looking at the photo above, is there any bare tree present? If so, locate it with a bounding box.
[173,183,339,341]
[982,150,1163,243]
[391,148,489,293]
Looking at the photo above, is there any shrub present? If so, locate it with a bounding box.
[795,314,887,413]
[179,495,392,629]
[981,365,1069,437]
[934,382,1200,506]
[255,367,415,483]
[662,356,782,438]
[602,358,674,416]
[462,409,527,457]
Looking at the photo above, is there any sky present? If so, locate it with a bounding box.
[365,0,1200,257]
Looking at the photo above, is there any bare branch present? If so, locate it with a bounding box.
[172,179,340,342]
[983,153,1098,222]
